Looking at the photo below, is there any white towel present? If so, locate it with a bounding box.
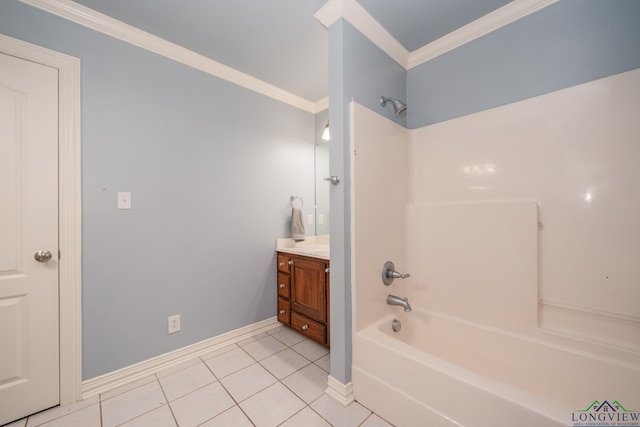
[291,207,305,242]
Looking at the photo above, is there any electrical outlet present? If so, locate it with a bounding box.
[168,314,180,334]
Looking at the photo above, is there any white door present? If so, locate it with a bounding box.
[0,52,60,425]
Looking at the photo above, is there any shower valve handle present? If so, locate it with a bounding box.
[389,271,410,280]
[382,261,410,286]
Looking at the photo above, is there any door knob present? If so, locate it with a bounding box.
[34,250,53,263]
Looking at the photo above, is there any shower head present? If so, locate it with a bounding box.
[380,96,407,116]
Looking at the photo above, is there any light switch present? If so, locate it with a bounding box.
[307,214,313,225]
[117,192,131,209]
[319,214,324,225]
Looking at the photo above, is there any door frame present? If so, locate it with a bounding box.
[0,34,82,405]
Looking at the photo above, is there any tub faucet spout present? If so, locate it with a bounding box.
[387,294,412,312]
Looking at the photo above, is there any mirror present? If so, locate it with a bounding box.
[315,110,330,235]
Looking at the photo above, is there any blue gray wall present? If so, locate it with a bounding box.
[328,19,406,384]
[0,1,315,379]
[407,0,640,128]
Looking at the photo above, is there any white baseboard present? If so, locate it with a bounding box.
[82,317,280,399]
[325,375,355,406]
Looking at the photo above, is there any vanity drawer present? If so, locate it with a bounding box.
[278,298,290,325]
[291,312,326,346]
[277,253,291,273]
[277,272,290,299]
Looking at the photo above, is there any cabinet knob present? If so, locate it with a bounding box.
[325,267,330,273]
[288,260,294,265]
[279,309,286,315]
[301,324,309,331]
[279,262,284,267]
[279,283,285,289]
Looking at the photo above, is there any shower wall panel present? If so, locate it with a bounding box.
[410,68,640,351]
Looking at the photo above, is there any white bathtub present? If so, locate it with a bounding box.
[352,308,640,427]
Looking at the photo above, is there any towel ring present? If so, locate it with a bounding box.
[290,195,303,209]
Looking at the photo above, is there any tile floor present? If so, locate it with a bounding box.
[7,326,393,427]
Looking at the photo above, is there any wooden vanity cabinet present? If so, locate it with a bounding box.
[276,252,330,347]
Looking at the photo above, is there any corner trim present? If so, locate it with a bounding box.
[18,0,318,113]
[315,0,558,70]
[325,375,355,406]
[81,317,280,399]
[315,0,409,67]
[314,97,329,113]
[0,34,83,405]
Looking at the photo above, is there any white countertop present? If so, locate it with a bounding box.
[276,235,330,260]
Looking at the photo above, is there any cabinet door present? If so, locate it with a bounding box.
[291,256,327,323]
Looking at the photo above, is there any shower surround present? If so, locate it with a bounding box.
[350,69,640,426]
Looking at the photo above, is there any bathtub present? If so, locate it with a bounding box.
[352,308,640,427]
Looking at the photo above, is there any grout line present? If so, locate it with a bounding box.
[198,354,257,426]
[154,374,180,427]
[25,330,364,427]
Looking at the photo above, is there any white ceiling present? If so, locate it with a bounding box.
[70,0,516,105]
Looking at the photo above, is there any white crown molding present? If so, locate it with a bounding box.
[19,0,318,113]
[408,0,560,69]
[316,0,559,71]
[314,97,329,113]
[313,0,344,29]
[315,0,409,68]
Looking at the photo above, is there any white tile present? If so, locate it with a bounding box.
[281,363,328,404]
[265,324,286,335]
[199,405,253,427]
[241,336,287,361]
[291,339,329,362]
[27,396,99,426]
[280,407,331,427]
[119,405,176,427]
[37,404,100,427]
[310,394,371,427]
[200,344,238,361]
[159,362,216,401]
[101,381,166,427]
[169,381,234,427]
[270,327,307,347]
[219,363,277,402]
[260,348,310,379]
[360,413,394,427]
[100,375,157,401]
[156,357,202,378]
[236,332,269,346]
[204,347,255,378]
[239,382,305,427]
[315,353,331,373]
